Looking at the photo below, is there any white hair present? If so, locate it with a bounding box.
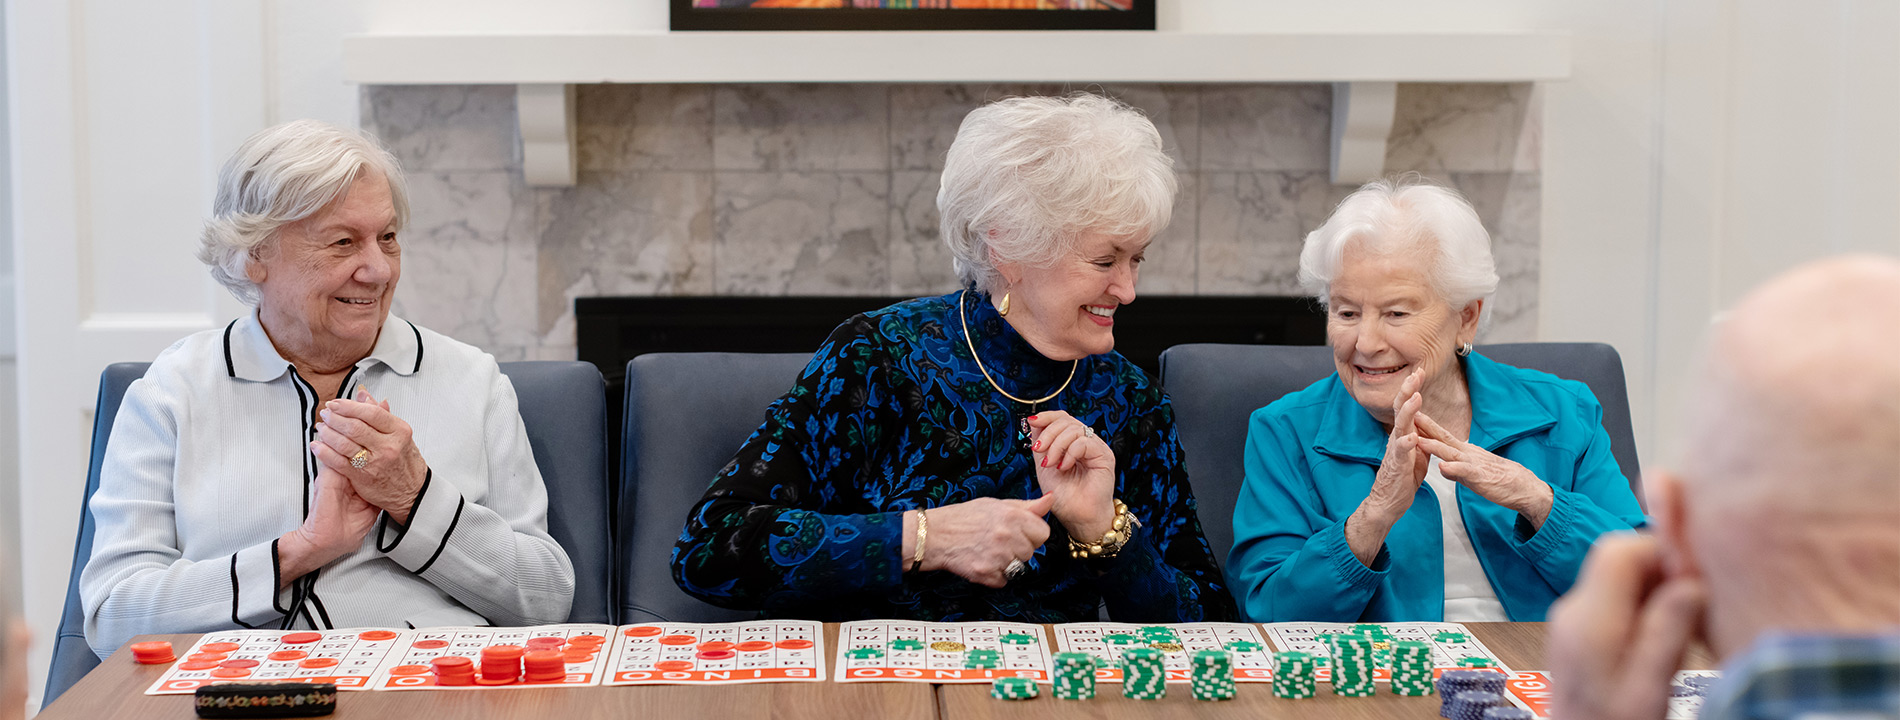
[1298,175,1499,332]
[197,120,409,305]
[938,93,1177,293]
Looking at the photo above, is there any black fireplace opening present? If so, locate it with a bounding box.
[576,294,1327,487]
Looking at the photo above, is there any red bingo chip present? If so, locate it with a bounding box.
[298,657,339,669]
[696,650,735,661]
[696,641,736,653]
[389,665,432,676]
[736,641,775,652]
[776,639,814,650]
[624,626,663,638]
[358,630,398,642]
[431,656,474,671]
[280,632,323,645]
[199,643,242,653]
[130,641,176,664]
[475,675,516,686]
[653,660,694,671]
[267,651,307,662]
[659,635,698,646]
[567,635,606,647]
[218,658,261,669]
[178,661,221,671]
[411,639,450,650]
[209,667,252,679]
[561,650,595,664]
[525,637,565,650]
[186,653,228,663]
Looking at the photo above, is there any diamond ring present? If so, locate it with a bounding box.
[350,449,371,469]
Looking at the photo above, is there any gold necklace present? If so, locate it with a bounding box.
[958,289,1077,406]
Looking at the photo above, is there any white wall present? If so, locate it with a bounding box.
[7,0,1898,712]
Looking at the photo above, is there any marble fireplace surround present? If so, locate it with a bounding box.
[363,81,1541,363]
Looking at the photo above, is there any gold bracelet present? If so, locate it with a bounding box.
[1068,499,1139,560]
[910,509,929,572]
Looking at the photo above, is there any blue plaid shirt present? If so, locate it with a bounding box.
[1700,631,1900,720]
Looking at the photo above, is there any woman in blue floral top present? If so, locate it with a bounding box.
[672,94,1235,623]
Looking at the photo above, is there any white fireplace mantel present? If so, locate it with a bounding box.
[343,31,1570,186]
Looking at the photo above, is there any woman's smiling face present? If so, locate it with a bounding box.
[1326,242,1479,425]
[998,231,1148,361]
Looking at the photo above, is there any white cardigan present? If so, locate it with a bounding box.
[80,311,575,657]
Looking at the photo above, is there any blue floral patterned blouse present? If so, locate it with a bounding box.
[672,289,1236,623]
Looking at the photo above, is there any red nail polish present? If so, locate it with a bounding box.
[1032,441,1041,451]
[1028,414,1038,421]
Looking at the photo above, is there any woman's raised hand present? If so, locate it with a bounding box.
[1025,411,1117,543]
[1413,410,1555,528]
[278,464,379,586]
[911,494,1056,588]
[311,388,431,524]
[1345,371,1431,565]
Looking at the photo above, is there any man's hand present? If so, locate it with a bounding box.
[1548,534,1707,720]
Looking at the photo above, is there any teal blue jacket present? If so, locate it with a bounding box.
[1226,353,1647,622]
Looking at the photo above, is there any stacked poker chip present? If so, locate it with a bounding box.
[429,655,475,686]
[1189,649,1236,701]
[522,649,566,683]
[1390,640,1435,696]
[1052,652,1097,700]
[1437,670,1508,718]
[131,641,177,665]
[1325,632,1377,697]
[1137,626,1179,643]
[963,648,999,669]
[1272,651,1318,699]
[1446,690,1508,720]
[991,676,1038,700]
[1119,647,1167,700]
[478,644,525,684]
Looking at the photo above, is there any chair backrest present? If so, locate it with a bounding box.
[44,360,611,705]
[1157,342,1644,571]
[496,361,611,625]
[618,352,814,623]
[43,363,148,707]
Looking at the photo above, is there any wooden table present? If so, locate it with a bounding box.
[39,625,934,720]
[39,623,1712,719]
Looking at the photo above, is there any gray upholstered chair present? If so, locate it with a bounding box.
[1157,342,1643,571]
[617,352,814,623]
[43,361,610,705]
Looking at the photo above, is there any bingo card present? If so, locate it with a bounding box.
[1261,621,1512,681]
[606,620,825,685]
[1052,622,1277,683]
[371,624,614,690]
[145,629,402,695]
[834,621,1052,683]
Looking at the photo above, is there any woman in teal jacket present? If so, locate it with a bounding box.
[1226,177,1646,622]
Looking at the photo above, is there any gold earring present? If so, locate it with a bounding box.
[999,292,1011,316]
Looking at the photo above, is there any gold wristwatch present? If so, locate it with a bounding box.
[1067,499,1139,559]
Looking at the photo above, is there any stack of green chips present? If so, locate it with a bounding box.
[964,648,1001,669]
[991,676,1038,700]
[1052,652,1097,700]
[890,638,925,651]
[1119,647,1167,700]
[1390,640,1435,696]
[1457,656,1497,669]
[1326,632,1378,697]
[1272,651,1318,699]
[1190,650,1237,701]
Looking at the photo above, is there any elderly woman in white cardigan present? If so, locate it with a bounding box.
[79,120,574,657]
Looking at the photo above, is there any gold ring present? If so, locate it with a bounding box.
[350,449,371,469]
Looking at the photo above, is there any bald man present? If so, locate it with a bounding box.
[1548,255,1900,720]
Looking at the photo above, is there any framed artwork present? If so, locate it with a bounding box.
[671,0,1155,32]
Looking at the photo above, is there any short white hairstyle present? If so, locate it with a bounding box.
[938,93,1176,293]
[1298,175,1499,331]
[197,120,409,305]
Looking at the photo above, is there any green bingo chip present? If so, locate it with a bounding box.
[890,638,925,651]
[847,647,884,659]
[991,677,1038,700]
[1433,631,1471,643]
[1103,633,1143,645]
[1223,640,1264,653]
[999,633,1039,645]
